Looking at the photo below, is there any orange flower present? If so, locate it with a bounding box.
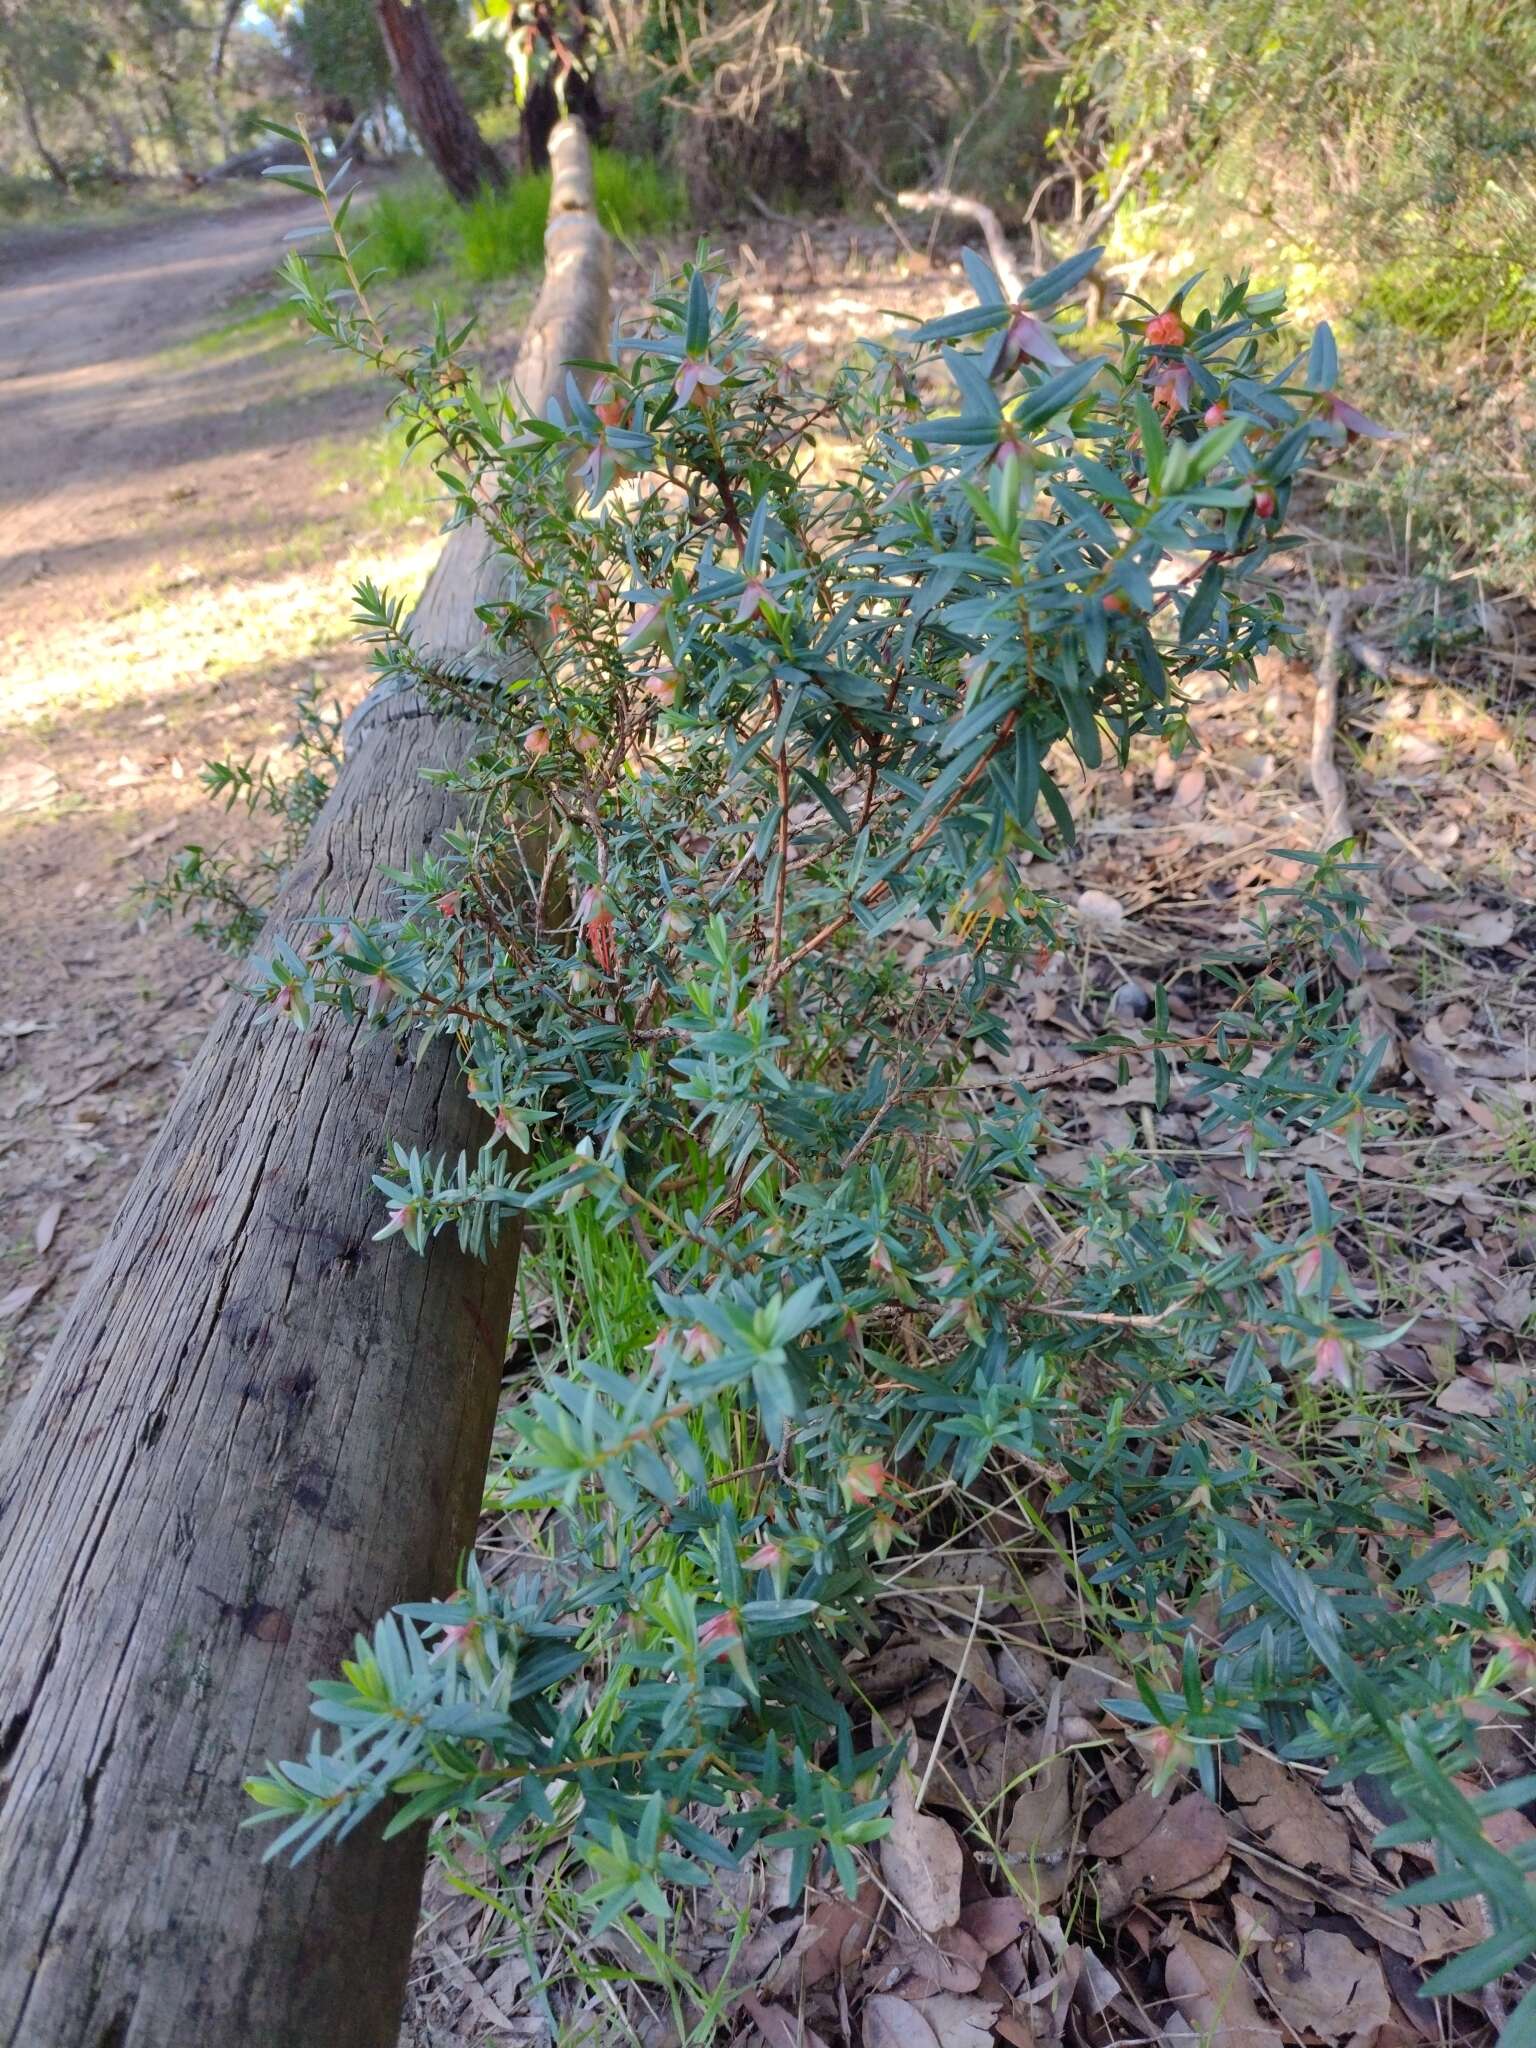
[1145,309,1187,348]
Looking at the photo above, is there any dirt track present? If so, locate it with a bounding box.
[0,191,432,1419]
[0,196,310,602]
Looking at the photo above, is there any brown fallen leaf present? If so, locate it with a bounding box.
[1258,1928,1391,2048]
[1006,1732,1074,1909]
[919,1632,1005,1710]
[1096,1791,1228,1915]
[912,1991,1001,2048]
[1225,1750,1353,1878]
[744,1990,832,2048]
[1086,1782,1172,1860]
[893,1926,987,1997]
[0,1275,51,1323]
[784,1881,881,1990]
[881,1773,964,1934]
[1164,1932,1282,2048]
[863,1992,942,2048]
[1075,888,1126,925]
[958,1895,1028,1957]
[33,1199,63,1255]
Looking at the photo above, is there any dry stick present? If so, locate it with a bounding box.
[1308,590,1408,1079]
[0,120,609,2048]
[895,184,1023,300]
[1310,588,1355,847]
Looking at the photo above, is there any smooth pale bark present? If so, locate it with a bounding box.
[0,122,608,2048]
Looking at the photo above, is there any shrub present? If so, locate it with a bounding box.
[365,174,450,278]
[365,149,685,284]
[458,147,685,281]
[242,146,1536,2025]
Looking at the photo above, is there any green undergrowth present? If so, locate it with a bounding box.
[167,133,1536,2027]
[364,149,686,287]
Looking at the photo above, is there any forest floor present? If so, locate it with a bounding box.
[3,193,1536,2048]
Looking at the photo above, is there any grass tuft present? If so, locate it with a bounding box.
[364,149,686,285]
[364,175,451,278]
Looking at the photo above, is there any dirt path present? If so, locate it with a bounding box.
[0,192,441,1418]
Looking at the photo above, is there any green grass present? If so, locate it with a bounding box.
[365,175,452,278]
[363,149,686,286]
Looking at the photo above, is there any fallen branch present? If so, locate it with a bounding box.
[896,183,1022,298]
[0,120,609,2048]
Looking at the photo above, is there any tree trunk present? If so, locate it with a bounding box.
[6,65,70,188]
[206,0,244,159]
[373,0,506,202]
[0,123,609,2048]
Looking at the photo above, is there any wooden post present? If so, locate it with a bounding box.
[0,123,608,2048]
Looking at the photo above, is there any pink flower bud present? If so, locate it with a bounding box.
[1253,487,1277,519]
[1309,1334,1353,1391]
[572,727,601,756]
[698,1609,740,1653]
[436,892,460,919]
[274,983,294,1014]
[1489,1629,1536,1687]
[1294,1242,1325,1293]
[679,1323,721,1363]
[643,669,677,707]
[524,725,551,759]
[843,1456,889,1506]
[1145,309,1187,348]
[746,1540,783,1572]
[1203,401,1228,426]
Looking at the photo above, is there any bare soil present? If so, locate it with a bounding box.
[0,192,439,1415]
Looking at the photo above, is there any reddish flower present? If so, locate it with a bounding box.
[274,983,295,1014]
[366,968,395,1015]
[679,1323,722,1364]
[745,1540,783,1572]
[1003,308,1070,370]
[1325,394,1391,441]
[579,886,617,974]
[436,891,460,919]
[1293,1242,1326,1293]
[524,725,551,759]
[624,602,667,652]
[434,1619,481,1659]
[1309,1334,1353,1391]
[1489,1629,1536,1687]
[843,1456,889,1506]
[675,354,727,407]
[1252,486,1277,519]
[1203,400,1228,427]
[1133,1722,1195,1780]
[1145,309,1187,348]
[734,576,770,623]
[643,668,678,707]
[698,1610,741,1655]
[1150,362,1193,414]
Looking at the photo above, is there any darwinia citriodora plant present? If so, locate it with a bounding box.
[243,143,1536,2012]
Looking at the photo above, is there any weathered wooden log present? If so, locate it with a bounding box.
[0,121,608,2048]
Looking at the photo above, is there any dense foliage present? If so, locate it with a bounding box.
[231,140,1536,2034]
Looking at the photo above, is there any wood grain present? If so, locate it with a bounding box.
[0,121,609,2048]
